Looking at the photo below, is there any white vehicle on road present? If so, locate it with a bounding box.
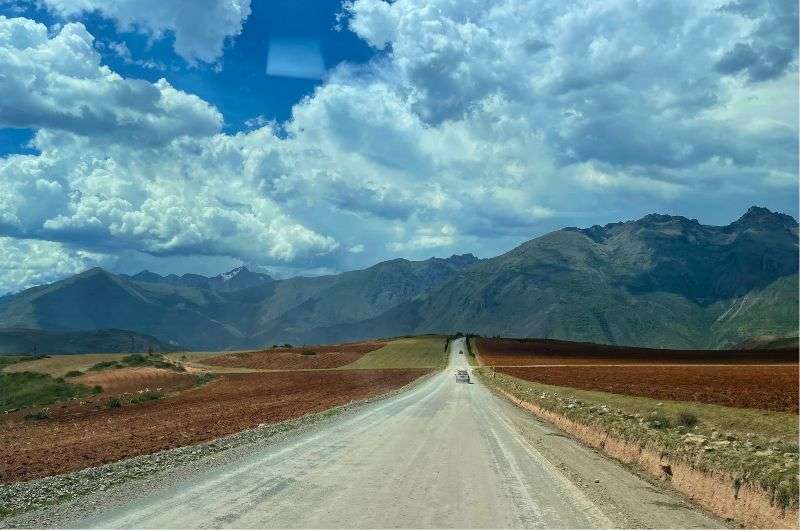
[455,369,470,383]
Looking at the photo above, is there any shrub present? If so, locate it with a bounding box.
[91,385,103,394]
[106,397,122,409]
[647,410,671,429]
[24,408,49,421]
[676,411,698,428]
[64,370,83,378]
[121,354,149,366]
[195,372,215,385]
[129,391,164,404]
[301,349,317,356]
[283,343,292,348]
[90,360,120,371]
[91,353,184,372]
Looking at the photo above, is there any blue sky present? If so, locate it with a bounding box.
[0,0,376,151]
[0,0,797,293]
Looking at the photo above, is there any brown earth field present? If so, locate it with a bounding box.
[494,365,799,412]
[73,367,197,395]
[475,338,799,366]
[201,341,385,370]
[0,368,427,483]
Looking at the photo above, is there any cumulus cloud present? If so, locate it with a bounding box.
[0,1,797,293]
[716,0,797,82]
[0,127,338,263]
[0,237,113,294]
[0,17,222,144]
[388,225,457,252]
[41,0,251,64]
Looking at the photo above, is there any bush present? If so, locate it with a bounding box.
[24,408,49,421]
[129,391,164,404]
[647,410,672,429]
[106,397,122,409]
[64,370,83,378]
[195,372,215,385]
[91,385,103,394]
[90,360,119,371]
[676,411,698,428]
[90,353,184,372]
[301,349,317,356]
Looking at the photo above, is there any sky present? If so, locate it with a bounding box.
[0,0,797,294]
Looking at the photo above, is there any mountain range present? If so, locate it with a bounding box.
[0,328,179,355]
[0,206,796,351]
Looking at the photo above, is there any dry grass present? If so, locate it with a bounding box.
[2,354,126,377]
[340,337,447,369]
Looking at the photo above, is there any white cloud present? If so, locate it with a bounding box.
[0,17,222,144]
[0,1,796,293]
[388,225,457,252]
[347,244,365,254]
[105,40,165,70]
[41,0,251,64]
[0,237,113,294]
[0,125,338,264]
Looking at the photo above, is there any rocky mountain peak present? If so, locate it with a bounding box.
[731,206,797,230]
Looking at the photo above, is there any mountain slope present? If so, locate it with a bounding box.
[0,255,479,350]
[398,207,798,348]
[0,328,180,355]
[0,207,794,350]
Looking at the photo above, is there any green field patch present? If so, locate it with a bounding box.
[89,353,185,372]
[0,371,95,412]
[0,356,32,370]
[340,337,447,369]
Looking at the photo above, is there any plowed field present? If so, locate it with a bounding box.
[74,367,196,395]
[476,338,798,365]
[0,369,428,483]
[202,341,385,370]
[495,365,799,412]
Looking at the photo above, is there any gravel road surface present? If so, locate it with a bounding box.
[53,338,721,528]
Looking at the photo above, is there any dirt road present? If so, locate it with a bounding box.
[65,338,720,528]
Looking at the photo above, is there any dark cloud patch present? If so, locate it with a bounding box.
[717,0,797,82]
[716,42,794,82]
[523,38,551,54]
[552,114,758,170]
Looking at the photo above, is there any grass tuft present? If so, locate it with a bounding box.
[129,391,164,404]
[677,411,699,428]
[195,372,215,385]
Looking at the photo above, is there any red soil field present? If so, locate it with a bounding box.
[74,367,197,395]
[476,338,798,366]
[496,365,799,412]
[0,369,427,483]
[202,341,385,370]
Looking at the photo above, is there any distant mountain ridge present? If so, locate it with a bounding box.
[0,254,479,350]
[126,266,273,292]
[0,207,796,350]
[0,328,179,355]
